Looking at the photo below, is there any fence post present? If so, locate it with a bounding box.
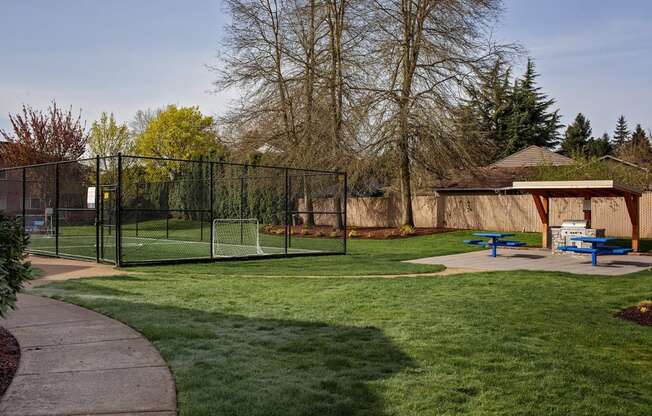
[55,162,59,257]
[240,176,245,244]
[135,183,139,237]
[284,168,289,256]
[166,216,169,239]
[116,153,122,266]
[287,173,292,249]
[95,156,100,263]
[343,171,347,254]
[21,167,26,232]
[209,161,214,258]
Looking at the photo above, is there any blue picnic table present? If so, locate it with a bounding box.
[464,232,526,257]
[559,236,631,266]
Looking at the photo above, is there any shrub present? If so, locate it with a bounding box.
[0,212,31,318]
[638,300,652,313]
[329,231,339,238]
[399,224,416,236]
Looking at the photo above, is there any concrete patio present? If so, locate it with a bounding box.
[407,248,652,276]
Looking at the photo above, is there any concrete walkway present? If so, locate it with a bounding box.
[407,248,652,276]
[0,294,177,416]
[27,255,132,287]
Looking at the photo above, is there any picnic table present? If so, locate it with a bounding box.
[559,236,631,266]
[464,232,526,257]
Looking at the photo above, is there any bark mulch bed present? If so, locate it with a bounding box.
[263,225,452,239]
[616,304,652,326]
[0,326,20,397]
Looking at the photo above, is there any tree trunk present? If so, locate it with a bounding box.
[334,195,343,230]
[303,173,315,226]
[301,0,316,227]
[397,100,414,227]
[326,0,346,230]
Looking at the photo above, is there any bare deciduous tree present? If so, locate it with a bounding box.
[365,0,510,226]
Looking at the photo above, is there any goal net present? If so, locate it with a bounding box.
[212,219,264,257]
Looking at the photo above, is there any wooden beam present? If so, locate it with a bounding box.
[583,197,592,228]
[623,193,640,252]
[532,193,550,248]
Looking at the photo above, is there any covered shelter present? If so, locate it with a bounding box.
[511,180,642,251]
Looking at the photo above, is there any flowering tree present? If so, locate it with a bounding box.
[0,101,88,166]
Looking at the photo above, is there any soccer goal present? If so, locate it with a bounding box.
[212,218,264,257]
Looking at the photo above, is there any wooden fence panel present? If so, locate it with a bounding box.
[306,192,652,238]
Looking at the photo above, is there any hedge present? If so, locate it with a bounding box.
[0,212,31,318]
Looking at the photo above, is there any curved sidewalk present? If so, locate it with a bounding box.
[0,294,176,416]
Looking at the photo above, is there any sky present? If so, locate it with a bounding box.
[0,0,650,138]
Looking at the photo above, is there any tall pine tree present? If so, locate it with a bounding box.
[585,133,612,158]
[617,123,652,164]
[503,59,562,156]
[561,113,592,156]
[631,124,650,148]
[612,115,630,148]
[456,60,513,162]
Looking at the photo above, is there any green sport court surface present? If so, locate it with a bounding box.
[27,221,343,264]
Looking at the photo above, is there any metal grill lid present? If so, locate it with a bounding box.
[561,219,588,228]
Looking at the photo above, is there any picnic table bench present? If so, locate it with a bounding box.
[559,236,631,266]
[464,232,526,257]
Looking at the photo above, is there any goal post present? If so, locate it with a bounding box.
[212,218,264,257]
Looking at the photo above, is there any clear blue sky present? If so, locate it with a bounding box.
[1,0,650,137]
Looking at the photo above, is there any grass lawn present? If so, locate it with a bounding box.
[126,230,541,276]
[29,231,652,415]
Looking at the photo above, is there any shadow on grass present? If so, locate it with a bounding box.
[55,296,414,416]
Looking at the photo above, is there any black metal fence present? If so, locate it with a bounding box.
[0,154,347,265]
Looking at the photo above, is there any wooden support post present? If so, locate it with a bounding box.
[532,193,550,248]
[583,197,591,228]
[624,193,640,252]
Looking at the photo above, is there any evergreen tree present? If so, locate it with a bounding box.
[456,60,513,161]
[617,124,652,164]
[612,115,630,148]
[585,133,612,158]
[503,59,562,156]
[561,113,592,156]
[631,124,650,148]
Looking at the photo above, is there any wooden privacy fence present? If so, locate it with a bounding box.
[304,192,652,238]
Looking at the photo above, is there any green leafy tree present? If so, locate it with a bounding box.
[585,133,612,158]
[135,105,225,178]
[530,156,649,189]
[612,115,630,148]
[503,59,562,156]
[88,112,132,173]
[133,105,227,218]
[560,113,592,156]
[0,212,31,318]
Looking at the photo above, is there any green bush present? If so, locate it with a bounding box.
[0,212,31,318]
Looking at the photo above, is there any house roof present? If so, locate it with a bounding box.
[597,155,649,172]
[511,180,642,197]
[490,145,573,168]
[432,167,527,191]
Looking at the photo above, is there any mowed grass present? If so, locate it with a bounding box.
[128,230,541,276]
[29,232,652,415]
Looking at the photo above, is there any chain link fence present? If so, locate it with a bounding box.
[0,155,347,265]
